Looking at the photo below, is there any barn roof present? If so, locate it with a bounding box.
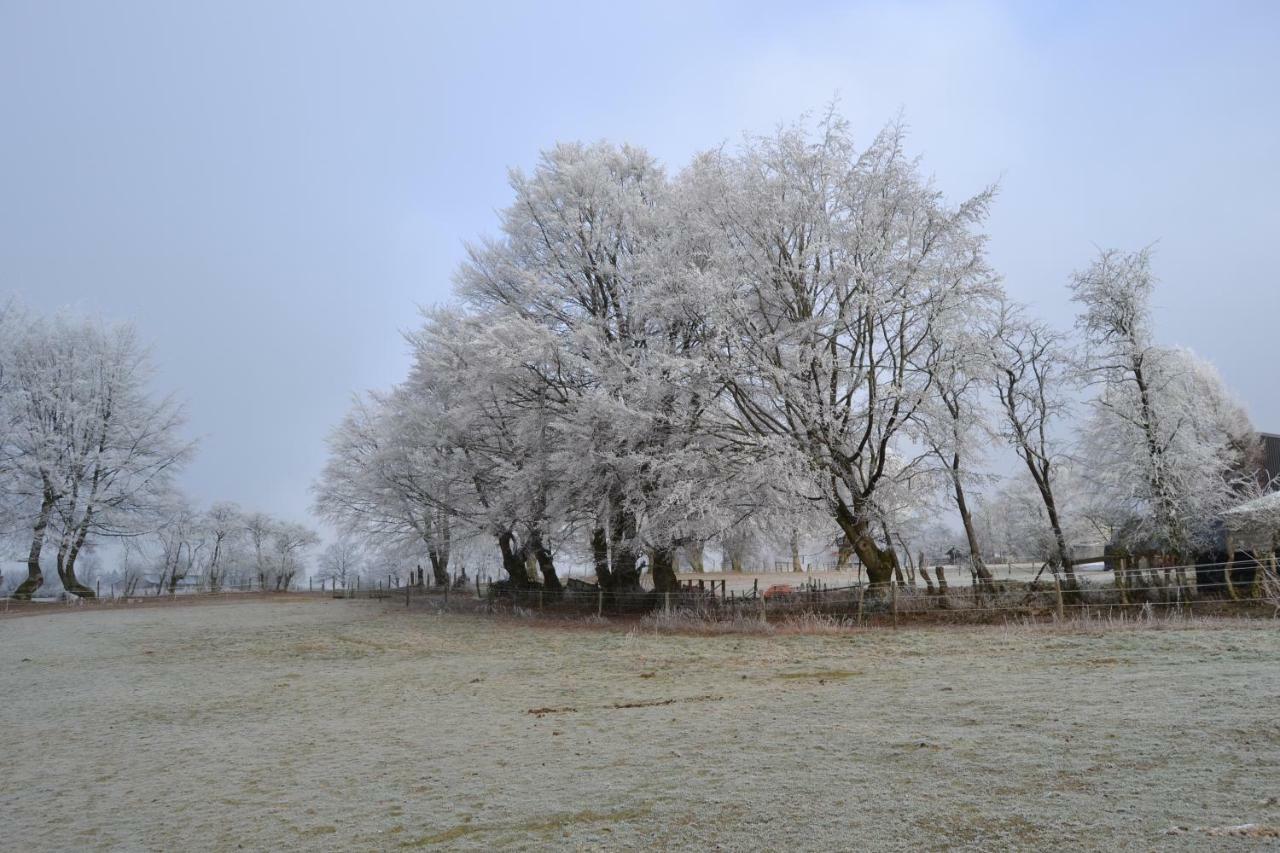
[1223,489,1280,529]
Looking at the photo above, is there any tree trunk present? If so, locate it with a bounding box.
[608,507,641,590]
[528,528,562,592]
[651,547,679,594]
[836,505,896,593]
[57,517,96,599]
[13,492,55,599]
[497,531,530,587]
[427,552,449,587]
[790,531,802,572]
[951,471,994,590]
[591,525,613,588]
[685,540,704,573]
[1041,493,1078,589]
[835,535,853,571]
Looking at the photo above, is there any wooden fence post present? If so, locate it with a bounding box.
[856,585,864,626]
[664,591,670,613]
[405,581,410,607]
[1053,575,1064,621]
[752,578,758,598]
[891,582,898,629]
[476,575,482,599]
[597,587,603,618]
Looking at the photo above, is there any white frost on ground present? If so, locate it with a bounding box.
[1,599,1278,851]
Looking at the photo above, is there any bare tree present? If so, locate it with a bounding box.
[317,539,363,589]
[988,301,1078,585]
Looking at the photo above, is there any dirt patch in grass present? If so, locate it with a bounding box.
[529,693,724,716]
[401,806,653,847]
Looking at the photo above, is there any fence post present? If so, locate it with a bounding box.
[856,585,864,626]
[1053,575,1064,621]
[721,579,726,603]
[96,579,100,599]
[760,591,767,623]
[538,588,543,611]
[891,582,898,629]
[752,578,758,598]
[444,581,449,607]
[476,575,482,600]
[664,591,670,613]
[1117,558,1128,605]
[405,581,410,608]
[596,587,603,618]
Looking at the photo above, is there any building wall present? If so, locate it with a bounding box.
[1262,432,1280,489]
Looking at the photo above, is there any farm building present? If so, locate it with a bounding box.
[1100,430,1280,593]
[1260,431,1280,487]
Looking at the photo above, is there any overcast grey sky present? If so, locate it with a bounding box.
[2,0,1277,530]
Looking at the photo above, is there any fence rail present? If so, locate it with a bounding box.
[7,559,1278,629]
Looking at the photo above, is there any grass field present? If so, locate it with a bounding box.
[2,598,1278,850]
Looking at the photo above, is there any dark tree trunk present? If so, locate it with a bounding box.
[427,552,449,587]
[528,528,562,591]
[608,507,641,590]
[591,526,613,588]
[836,504,897,592]
[835,534,854,571]
[651,547,679,594]
[13,492,55,600]
[497,531,530,587]
[951,470,994,590]
[57,518,96,599]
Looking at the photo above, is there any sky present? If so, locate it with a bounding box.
[2,0,1278,532]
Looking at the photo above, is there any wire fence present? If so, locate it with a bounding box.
[7,557,1278,629]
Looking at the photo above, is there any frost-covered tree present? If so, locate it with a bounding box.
[4,315,190,598]
[454,141,738,593]
[270,521,318,591]
[317,538,363,589]
[202,501,244,591]
[314,385,459,588]
[689,114,999,589]
[1073,249,1258,558]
